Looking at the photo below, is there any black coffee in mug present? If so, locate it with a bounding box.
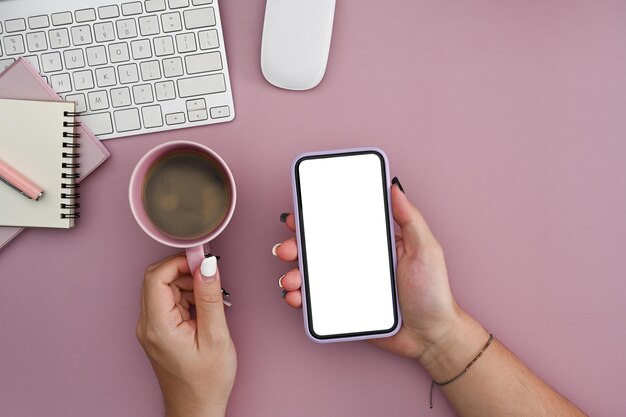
[142,150,232,240]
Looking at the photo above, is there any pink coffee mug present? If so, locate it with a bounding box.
[129,141,237,274]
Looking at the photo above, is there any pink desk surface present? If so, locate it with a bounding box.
[1,1,625,416]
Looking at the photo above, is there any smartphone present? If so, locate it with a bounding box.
[292,148,401,343]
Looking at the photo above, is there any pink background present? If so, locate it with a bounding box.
[1,0,625,415]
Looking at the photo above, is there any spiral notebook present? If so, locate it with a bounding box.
[0,98,80,228]
[0,58,110,247]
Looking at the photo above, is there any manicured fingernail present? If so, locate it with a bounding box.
[281,290,288,299]
[278,274,285,288]
[280,213,289,223]
[391,177,405,193]
[272,243,281,256]
[201,256,217,281]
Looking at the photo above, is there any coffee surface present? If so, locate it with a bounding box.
[143,150,231,240]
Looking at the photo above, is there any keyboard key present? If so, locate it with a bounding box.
[154,36,175,56]
[99,5,120,19]
[142,105,163,128]
[161,12,183,33]
[26,32,48,52]
[88,90,110,111]
[73,70,95,90]
[163,57,184,77]
[183,8,215,30]
[80,112,114,135]
[23,55,41,72]
[41,52,63,72]
[145,0,167,12]
[109,42,131,63]
[138,16,160,36]
[5,19,27,33]
[210,105,230,119]
[133,84,154,104]
[122,2,143,16]
[50,73,72,93]
[51,12,73,26]
[169,0,190,9]
[64,49,86,69]
[65,93,87,112]
[49,28,71,49]
[94,22,115,42]
[4,35,25,55]
[71,25,93,46]
[165,112,186,125]
[175,32,197,53]
[86,45,108,66]
[177,73,225,97]
[111,87,132,107]
[185,52,222,74]
[116,18,138,39]
[114,108,141,132]
[75,9,97,23]
[192,0,213,5]
[118,63,139,84]
[198,29,219,50]
[186,98,206,111]
[95,66,117,87]
[188,109,208,122]
[140,60,161,81]
[131,39,152,59]
[0,59,16,72]
[28,16,50,29]
[155,80,176,101]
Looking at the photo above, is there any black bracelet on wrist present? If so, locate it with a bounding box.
[429,333,494,409]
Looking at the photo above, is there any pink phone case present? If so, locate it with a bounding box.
[291,147,402,343]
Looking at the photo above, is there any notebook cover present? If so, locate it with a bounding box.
[0,59,110,245]
[0,98,79,228]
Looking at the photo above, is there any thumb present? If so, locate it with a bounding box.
[193,256,229,347]
[391,180,441,256]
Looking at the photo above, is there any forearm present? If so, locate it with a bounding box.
[418,309,587,417]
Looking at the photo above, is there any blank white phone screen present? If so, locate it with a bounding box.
[297,153,396,337]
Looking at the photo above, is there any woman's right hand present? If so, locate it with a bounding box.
[273,182,481,362]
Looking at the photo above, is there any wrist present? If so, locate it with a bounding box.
[417,307,489,382]
[165,397,226,417]
[160,380,229,417]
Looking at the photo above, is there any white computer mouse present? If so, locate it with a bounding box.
[261,0,336,91]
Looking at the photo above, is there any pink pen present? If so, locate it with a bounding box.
[0,158,45,201]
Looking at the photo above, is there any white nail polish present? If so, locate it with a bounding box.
[201,256,217,279]
[272,243,281,256]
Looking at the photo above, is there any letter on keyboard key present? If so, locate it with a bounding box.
[183,8,216,30]
[177,74,226,98]
[185,52,222,74]
[80,112,114,136]
[42,52,63,72]
[66,93,88,113]
[114,108,141,132]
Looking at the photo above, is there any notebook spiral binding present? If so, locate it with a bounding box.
[60,112,82,220]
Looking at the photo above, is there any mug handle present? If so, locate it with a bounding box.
[186,244,208,275]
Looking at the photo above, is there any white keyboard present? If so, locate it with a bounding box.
[0,0,235,140]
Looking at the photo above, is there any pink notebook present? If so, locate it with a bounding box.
[0,58,110,249]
